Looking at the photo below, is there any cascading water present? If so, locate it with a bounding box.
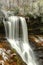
[3,16,37,65]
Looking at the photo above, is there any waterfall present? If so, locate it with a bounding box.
[3,16,37,65]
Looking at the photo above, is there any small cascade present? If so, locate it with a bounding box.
[3,16,38,65]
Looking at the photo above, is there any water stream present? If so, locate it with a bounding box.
[3,16,37,65]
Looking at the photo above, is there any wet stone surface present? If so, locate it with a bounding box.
[29,36,43,65]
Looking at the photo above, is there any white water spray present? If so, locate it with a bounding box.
[3,16,37,65]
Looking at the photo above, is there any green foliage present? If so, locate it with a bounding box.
[14,7,19,15]
[10,7,19,15]
[24,5,29,15]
